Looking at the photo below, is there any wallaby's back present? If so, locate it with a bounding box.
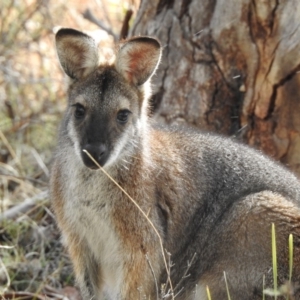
[50,28,300,300]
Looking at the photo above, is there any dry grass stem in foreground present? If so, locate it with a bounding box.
[83,149,175,299]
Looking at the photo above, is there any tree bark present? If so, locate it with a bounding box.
[131,0,300,175]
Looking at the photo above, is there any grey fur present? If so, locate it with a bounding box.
[50,28,300,300]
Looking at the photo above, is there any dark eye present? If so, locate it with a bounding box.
[73,103,85,119]
[117,109,131,124]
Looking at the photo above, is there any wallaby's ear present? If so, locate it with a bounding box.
[55,28,99,80]
[116,37,162,86]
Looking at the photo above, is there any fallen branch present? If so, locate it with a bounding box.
[119,9,133,40]
[1,285,80,300]
[82,8,117,42]
[0,190,48,221]
[1,291,46,300]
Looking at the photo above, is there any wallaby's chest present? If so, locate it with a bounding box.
[62,161,124,295]
[63,166,116,230]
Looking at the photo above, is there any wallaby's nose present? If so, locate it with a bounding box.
[82,144,108,169]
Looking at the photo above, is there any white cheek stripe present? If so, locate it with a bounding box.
[68,119,82,158]
[105,127,131,167]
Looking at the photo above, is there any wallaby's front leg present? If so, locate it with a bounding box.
[118,251,162,300]
[50,169,103,299]
[65,232,103,300]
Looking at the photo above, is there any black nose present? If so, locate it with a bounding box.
[82,144,108,169]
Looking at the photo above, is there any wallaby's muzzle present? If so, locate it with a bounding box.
[82,143,108,169]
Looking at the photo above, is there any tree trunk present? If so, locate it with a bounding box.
[131,0,300,175]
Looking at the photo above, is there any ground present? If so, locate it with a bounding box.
[0,0,137,298]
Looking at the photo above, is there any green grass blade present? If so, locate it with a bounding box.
[223,271,232,300]
[206,285,212,300]
[272,223,278,300]
[262,274,265,300]
[289,233,293,283]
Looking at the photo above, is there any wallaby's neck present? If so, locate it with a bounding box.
[118,117,152,176]
[115,84,153,176]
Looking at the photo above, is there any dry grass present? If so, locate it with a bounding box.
[0,0,138,297]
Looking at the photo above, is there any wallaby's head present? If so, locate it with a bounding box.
[55,28,161,169]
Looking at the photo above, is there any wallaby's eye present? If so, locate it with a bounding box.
[117,109,131,124]
[73,103,86,119]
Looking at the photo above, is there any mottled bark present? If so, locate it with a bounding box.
[131,0,300,175]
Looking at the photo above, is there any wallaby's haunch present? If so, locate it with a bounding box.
[50,28,300,300]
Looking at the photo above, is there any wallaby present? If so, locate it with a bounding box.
[50,28,300,300]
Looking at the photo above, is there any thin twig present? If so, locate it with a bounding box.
[0,173,47,186]
[0,245,15,249]
[4,100,14,121]
[174,287,184,298]
[96,0,113,28]
[0,129,23,174]
[30,147,49,178]
[0,255,11,293]
[82,8,117,42]
[174,252,197,292]
[146,254,159,300]
[164,250,173,294]
[83,149,174,299]
[224,271,232,300]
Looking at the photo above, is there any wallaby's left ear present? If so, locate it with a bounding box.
[116,37,162,86]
